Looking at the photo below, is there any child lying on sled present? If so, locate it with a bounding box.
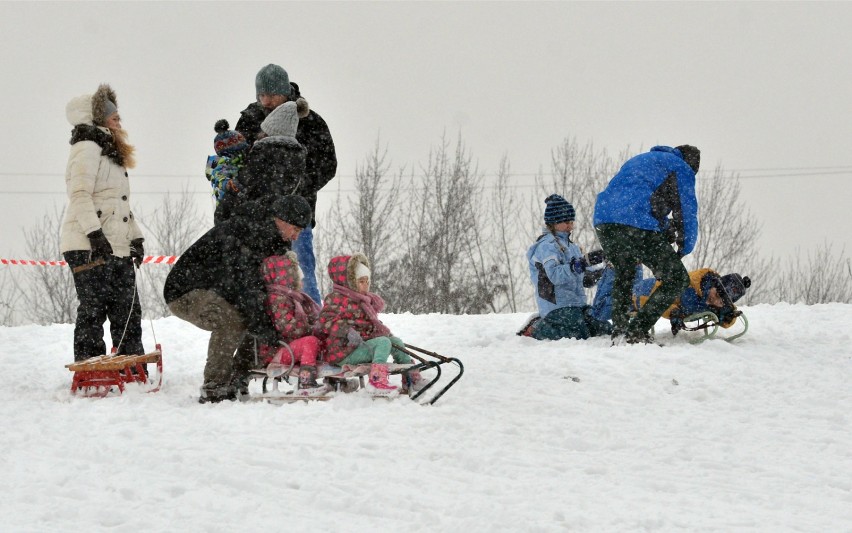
[590,266,751,335]
[257,251,330,397]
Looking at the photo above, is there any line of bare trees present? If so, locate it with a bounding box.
[2,134,851,326]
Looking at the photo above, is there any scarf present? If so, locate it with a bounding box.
[333,283,391,337]
[69,124,135,168]
[267,285,320,329]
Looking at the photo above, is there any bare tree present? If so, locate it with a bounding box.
[379,134,502,313]
[136,188,209,318]
[19,206,77,325]
[0,268,23,325]
[487,155,527,312]
[533,138,622,252]
[684,164,774,303]
[323,137,403,297]
[772,243,852,304]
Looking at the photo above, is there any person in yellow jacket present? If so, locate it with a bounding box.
[590,267,750,334]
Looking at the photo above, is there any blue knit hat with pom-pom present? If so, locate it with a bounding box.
[543,194,575,224]
[213,119,249,157]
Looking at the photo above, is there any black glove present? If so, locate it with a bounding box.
[87,229,113,261]
[570,257,588,274]
[663,223,678,244]
[670,316,686,336]
[130,238,144,268]
[587,249,606,266]
[716,306,741,327]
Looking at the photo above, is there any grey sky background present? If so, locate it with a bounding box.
[1,1,850,262]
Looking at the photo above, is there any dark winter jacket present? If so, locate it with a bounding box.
[163,200,293,342]
[235,85,337,222]
[593,146,699,256]
[214,136,306,223]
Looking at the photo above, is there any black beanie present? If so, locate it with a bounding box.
[271,195,312,229]
[676,145,701,173]
[721,273,751,303]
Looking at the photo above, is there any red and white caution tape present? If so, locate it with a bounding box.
[1,255,179,267]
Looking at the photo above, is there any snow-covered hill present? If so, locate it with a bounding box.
[2,304,851,532]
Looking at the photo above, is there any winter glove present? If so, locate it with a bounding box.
[346,328,364,347]
[664,223,678,245]
[570,257,588,274]
[670,316,686,336]
[130,238,144,268]
[587,249,606,266]
[87,229,113,261]
[583,268,605,288]
[716,306,741,328]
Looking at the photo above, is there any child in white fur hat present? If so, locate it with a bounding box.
[318,253,425,397]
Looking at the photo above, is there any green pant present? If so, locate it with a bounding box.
[533,306,613,341]
[339,336,412,365]
[167,289,246,387]
[595,224,689,338]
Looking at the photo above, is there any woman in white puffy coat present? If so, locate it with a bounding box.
[61,84,146,360]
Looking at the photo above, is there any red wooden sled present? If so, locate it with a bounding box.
[65,344,163,397]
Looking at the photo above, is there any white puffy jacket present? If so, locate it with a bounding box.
[60,94,143,257]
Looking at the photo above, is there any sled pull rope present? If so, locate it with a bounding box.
[140,265,159,346]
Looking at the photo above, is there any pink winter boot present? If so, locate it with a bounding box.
[367,363,399,397]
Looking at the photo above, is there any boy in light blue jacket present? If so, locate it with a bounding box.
[523,194,611,341]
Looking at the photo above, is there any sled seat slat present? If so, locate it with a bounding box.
[66,345,163,397]
[66,353,161,371]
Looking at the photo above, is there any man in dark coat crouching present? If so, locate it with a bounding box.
[164,195,312,403]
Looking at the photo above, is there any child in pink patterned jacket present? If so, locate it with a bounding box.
[258,251,329,397]
[318,253,423,397]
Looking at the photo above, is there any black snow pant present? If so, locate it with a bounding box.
[594,224,690,339]
[64,251,144,360]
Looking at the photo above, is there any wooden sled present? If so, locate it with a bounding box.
[65,344,163,397]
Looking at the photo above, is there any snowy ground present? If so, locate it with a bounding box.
[1,304,851,532]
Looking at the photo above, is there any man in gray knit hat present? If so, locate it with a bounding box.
[231,63,337,307]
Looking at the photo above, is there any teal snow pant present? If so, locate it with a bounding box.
[339,336,412,365]
[532,306,613,341]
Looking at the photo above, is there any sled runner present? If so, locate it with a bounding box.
[66,344,163,397]
[247,343,464,406]
[679,311,749,344]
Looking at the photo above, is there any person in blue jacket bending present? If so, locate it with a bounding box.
[593,145,700,344]
[523,194,611,341]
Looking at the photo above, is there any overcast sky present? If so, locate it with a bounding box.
[1,1,850,261]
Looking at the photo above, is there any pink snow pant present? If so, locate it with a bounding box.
[262,336,321,368]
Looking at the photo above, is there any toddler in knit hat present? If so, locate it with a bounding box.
[205,119,249,204]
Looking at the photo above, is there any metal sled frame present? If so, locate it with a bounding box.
[681,312,749,344]
[66,344,163,397]
[248,343,463,405]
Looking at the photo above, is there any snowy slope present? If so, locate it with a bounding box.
[1,304,851,532]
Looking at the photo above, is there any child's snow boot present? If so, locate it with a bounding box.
[295,365,332,397]
[367,363,399,398]
[517,313,540,337]
[400,368,427,396]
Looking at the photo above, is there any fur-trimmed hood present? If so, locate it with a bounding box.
[261,250,302,289]
[327,253,369,290]
[66,84,118,127]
